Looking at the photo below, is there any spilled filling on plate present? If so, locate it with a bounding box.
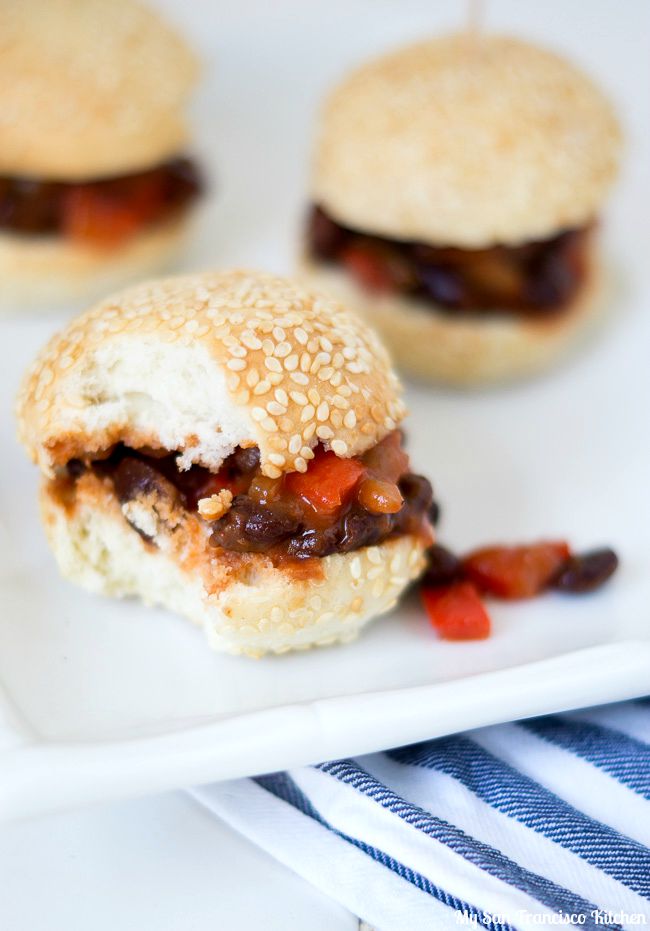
[0,156,201,247]
[307,204,592,316]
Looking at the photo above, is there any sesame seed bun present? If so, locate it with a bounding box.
[0,0,198,180]
[18,270,425,656]
[0,215,192,313]
[39,469,425,657]
[17,269,406,478]
[301,246,606,386]
[313,34,621,248]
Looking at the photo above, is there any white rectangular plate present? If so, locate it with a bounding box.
[1,0,649,821]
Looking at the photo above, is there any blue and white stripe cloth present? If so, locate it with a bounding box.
[192,699,650,931]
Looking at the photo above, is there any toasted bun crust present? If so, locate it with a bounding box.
[0,0,198,179]
[40,471,426,656]
[313,34,621,247]
[301,247,606,386]
[0,216,192,313]
[17,270,406,477]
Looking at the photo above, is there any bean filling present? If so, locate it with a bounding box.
[0,156,202,245]
[307,204,592,316]
[69,431,436,562]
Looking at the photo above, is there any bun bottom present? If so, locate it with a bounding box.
[0,215,192,314]
[40,472,426,658]
[301,251,606,386]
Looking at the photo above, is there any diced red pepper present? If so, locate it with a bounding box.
[421,582,491,641]
[62,187,144,246]
[62,173,168,246]
[285,448,366,514]
[462,541,571,599]
[340,244,401,292]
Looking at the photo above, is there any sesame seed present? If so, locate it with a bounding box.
[241,333,262,350]
[331,439,348,456]
[307,388,320,405]
[290,391,307,405]
[265,464,282,479]
[267,400,287,415]
[226,358,246,371]
[350,557,362,580]
[288,435,302,454]
[251,407,266,422]
[300,404,316,423]
[300,352,311,372]
[344,410,357,428]
[316,425,334,440]
[275,388,289,406]
[246,369,260,387]
[294,456,307,473]
[274,341,291,358]
[265,356,282,373]
[253,380,271,395]
[284,354,299,371]
[316,401,329,421]
[268,452,286,467]
[367,547,382,565]
[294,327,308,345]
[261,417,278,432]
[290,372,309,385]
[301,445,315,460]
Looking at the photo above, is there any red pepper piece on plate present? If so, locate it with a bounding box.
[463,541,571,599]
[421,582,491,641]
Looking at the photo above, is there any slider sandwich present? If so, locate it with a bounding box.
[303,34,621,384]
[17,271,436,656]
[0,0,202,308]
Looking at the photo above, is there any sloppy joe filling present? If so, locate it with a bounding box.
[307,204,592,316]
[0,156,201,246]
[66,431,436,563]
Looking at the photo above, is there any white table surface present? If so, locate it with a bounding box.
[0,792,359,931]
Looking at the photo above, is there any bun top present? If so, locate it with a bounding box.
[17,270,406,478]
[312,34,621,247]
[0,0,199,180]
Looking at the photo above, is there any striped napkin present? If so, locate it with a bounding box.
[192,699,650,931]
